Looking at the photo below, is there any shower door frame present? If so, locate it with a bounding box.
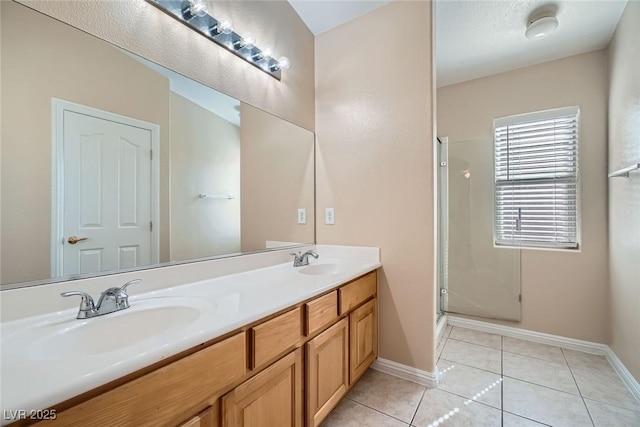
[437,135,522,322]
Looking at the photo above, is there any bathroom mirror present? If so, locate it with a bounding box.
[0,1,315,289]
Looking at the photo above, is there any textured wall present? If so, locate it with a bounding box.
[607,0,640,381]
[240,103,315,251]
[438,50,610,343]
[1,1,171,284]
[170,93,241,261]
[316,1,436,372]
[17,0,315,131]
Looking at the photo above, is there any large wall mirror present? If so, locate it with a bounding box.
[0,1,315,289]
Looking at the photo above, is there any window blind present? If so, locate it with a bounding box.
[494,106,579,249]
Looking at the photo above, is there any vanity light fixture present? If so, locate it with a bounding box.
[210,15,233,36]
[181,0,208,20]
[252,45,272,62]
[270,56,291,72]
[234,32,255,51]
[147,0,290,80]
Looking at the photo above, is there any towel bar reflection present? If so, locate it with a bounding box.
[198,194,235,199]
[608,163,640,178]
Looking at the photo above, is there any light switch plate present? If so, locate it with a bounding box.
[325,208,335,225]
[297,208,306,224]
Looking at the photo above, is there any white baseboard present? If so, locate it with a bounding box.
[436,314,448,344]
[447,316,608,355]
[447,315,640,403]
[604,346,640,403]
[371,358,438,388]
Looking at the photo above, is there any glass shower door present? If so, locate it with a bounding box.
[439,138,521,321]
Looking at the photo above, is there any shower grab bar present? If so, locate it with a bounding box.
[608,163,640,178]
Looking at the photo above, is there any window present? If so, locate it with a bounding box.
[494,106,579,249]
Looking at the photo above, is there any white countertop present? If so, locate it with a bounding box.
[0,245,380,419]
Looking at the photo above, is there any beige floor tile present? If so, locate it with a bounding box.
[444,324,453,338]
[449,327,502,350]
[320,398,409,427]
[437,359,502,409]
[572,367,640,411]
[502,336,566,365]
[411,388,501,427]
[503,377,593,427]
[346,369,425,423]
[441,339,502,374]
[563,349,615,373]
[585,398,640,427]
[503,351,579,394]
[503,412,550,426]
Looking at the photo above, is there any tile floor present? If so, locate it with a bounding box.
[321,325,640,427]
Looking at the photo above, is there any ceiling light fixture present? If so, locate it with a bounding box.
[148,0,290,80]
[525,7,559,40]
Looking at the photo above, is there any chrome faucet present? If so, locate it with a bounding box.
[290,250,319,267]
[61,279,141,319]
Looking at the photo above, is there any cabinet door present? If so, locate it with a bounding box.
[306,318,349,426]
[350,298,377,384]
[222,349,302,427]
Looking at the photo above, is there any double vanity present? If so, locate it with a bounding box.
[0,246,381,426]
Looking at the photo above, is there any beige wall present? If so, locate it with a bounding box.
[170,93,241,261]
[607,0,640,381]
[240,103,314,251]
[17,0,315,131]
[0,1,171,284]
[438,50,610,343]
[316,1,436,372]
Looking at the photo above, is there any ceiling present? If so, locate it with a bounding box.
[288,0,627,88]
[288,0,391,35]
[436,0,627,87]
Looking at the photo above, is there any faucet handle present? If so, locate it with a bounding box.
[61,291,96,313]
[120,279,141,293]
[289,252,301,260]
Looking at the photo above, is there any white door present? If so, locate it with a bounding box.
[61,109,153,276]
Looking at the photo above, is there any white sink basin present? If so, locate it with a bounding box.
[6,297,216,361]
[298,263,339,276]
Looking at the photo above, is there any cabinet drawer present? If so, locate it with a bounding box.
[305,291,338,336]
[179,406,217,427]
[42,333,246,427]
[251,307,302,369]
[339,272,376,315]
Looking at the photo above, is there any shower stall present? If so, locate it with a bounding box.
[437,137,522,321]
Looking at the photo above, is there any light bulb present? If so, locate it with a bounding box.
[182,0,208,20]
[236,32,255,50]
[261,46,273,60]
[210,15,233,36]
[219,15,233,34]
[277,56,290,71]
[253,45,272,61]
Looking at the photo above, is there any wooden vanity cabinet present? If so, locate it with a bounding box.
[349,298,378,384]
[178,406,217,427]
[26,271,378,427]
[222,349,303,427]
[35,332,246,427]
[305,318,349,427]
